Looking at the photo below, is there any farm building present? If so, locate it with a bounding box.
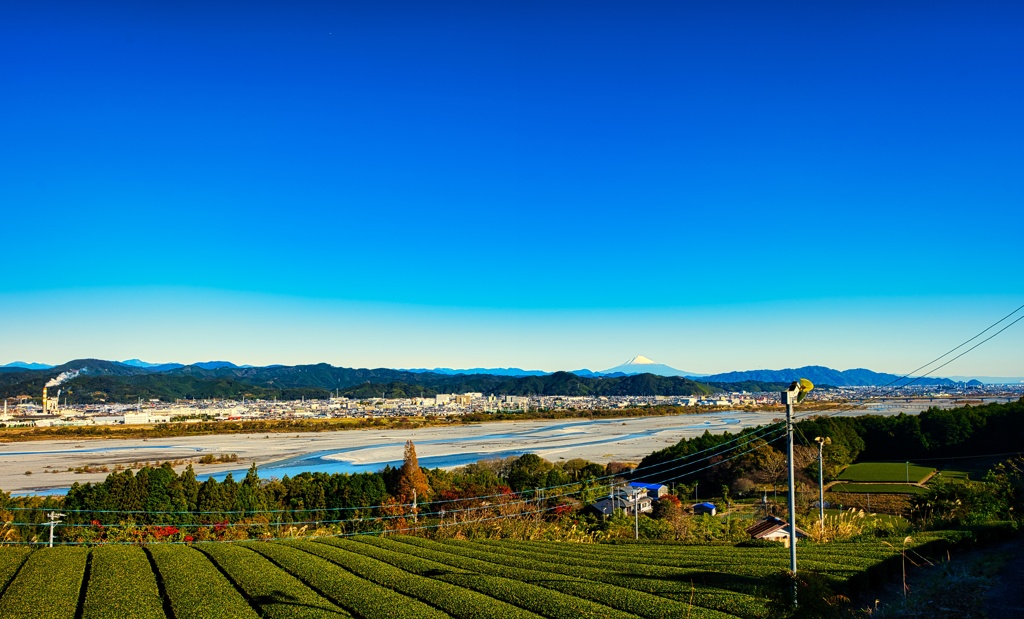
[629,482,669,499]
[590,486,653,516]
[745,516,807,547]
[693,502,717,516]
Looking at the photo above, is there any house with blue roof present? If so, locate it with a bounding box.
[629,482,669,500]
[693,502,717,516]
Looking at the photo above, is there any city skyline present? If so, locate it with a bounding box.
[2,3,1022,375]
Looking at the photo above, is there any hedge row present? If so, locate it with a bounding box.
[147,544,258,619]
[0,548,31,597]
[0,547,88,619]
[494,538,893,562]
[295,539,541,619]
[351,536,641,619]
[245,541,448,619]
[390,537,748,619]
[198,542,350,619]
[473,539,893,576]
[465,538,907,608]
[83,545,166,619]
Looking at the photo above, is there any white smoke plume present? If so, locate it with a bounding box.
[46,369,83,388]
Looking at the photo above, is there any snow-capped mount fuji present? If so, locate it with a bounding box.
[600,355,704,377]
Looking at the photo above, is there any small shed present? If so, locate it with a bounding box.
[745,516,807,547]
[693,502,717,516]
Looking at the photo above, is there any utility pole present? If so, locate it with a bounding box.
[815,437,831,534]
[782,379,813,608]
[412,489,418,523]
[784,389,798,584]
[47,512,65,548]
[634,489,639,540]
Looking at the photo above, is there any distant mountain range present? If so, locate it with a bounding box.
[404,367,551,377]
[402,356,702,379]
[601,355,705,378]
[947,375,1024,384]
[701,365,956,387]
[405,367,609,378]
[1,361,55,370]
[0,360,735,403]
[3,360,258,372]
[0,356,977,405]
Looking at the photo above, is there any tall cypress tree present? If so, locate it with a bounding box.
[238,463,268,515]
[178,465,200,512]
[397,440,431,502]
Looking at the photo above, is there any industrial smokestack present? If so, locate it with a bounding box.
[42,386,48,413]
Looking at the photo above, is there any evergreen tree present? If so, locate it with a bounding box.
[143,464,180,524]
[196,477,226,514]
[238,463,268,515]
[178,465,200,511]
[221,473,240,513]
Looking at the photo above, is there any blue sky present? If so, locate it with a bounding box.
[2,2,1022,374]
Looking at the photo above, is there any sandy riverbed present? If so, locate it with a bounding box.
[0,413,772,494]
[2,397,999,495]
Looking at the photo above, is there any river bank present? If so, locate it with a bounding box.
[1,397,991,495]
[2,412,765,494]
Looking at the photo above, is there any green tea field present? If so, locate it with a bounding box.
[0,536,915,619]
[836,463,935,483]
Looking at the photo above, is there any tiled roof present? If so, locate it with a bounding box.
[745,516,807,538]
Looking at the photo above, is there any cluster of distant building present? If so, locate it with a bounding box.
[0,391,757,427]
[1,382,1020,429]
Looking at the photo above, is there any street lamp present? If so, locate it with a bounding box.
[815,436,831,534]
[782,378,813,608]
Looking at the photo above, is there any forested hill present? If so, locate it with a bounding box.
[635,398,1024,488]
[0,361,788,403]
[701,365,955,387]
[339,372,727,398]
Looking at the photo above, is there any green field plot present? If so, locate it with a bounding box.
[931,468,972,480]
[837,462,935,483]
[829,483,928,494]
[0,535,925,619]
[83,545,165,619]
[148,543,258,619]
[0,547,89,619]
[198,542,350,619]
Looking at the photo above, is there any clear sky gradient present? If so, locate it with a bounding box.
[2,2,1022,375]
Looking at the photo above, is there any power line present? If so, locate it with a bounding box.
[7,421,788,516]
[9,426,790,530]
[794,302,1024,424]
[13,427,791,545]
[10,303,1022,541]
[889,302,1024,386]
